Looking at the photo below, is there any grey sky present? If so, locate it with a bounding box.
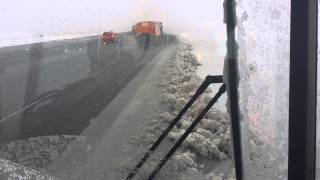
[1,0,225,44]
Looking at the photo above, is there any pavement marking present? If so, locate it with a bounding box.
[0,91,60,123]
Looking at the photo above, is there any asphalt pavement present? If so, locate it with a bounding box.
[0,33,175,142]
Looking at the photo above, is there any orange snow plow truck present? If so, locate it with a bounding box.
[132,21,164,48]
[132,21,163,36]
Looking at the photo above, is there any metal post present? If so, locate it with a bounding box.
[288,0,318,179]
[224,0,243,179]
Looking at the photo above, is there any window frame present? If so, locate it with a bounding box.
[288,0,318,179]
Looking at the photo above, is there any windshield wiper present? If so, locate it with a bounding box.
[126,75,225,180]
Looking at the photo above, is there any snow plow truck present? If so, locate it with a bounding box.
[132,21,163,36]
[132,21,164,48]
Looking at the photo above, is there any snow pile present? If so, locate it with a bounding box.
[156,42,231,161]
[206,169,236,180]
[0,159,57,180]
[125,42,234,179]
[0,135,91,170]
[172,151,201,171]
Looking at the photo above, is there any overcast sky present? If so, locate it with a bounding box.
[1,0,225,43]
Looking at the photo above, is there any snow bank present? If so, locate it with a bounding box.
[0,33,98,48]
[0,159,57,180]
[156,42,231,160]
[0,135,91,171]
[206,169,236,180]
[138,42,234,179]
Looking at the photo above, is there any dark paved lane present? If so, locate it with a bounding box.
[0,33,175,142]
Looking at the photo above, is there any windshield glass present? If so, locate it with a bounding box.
[0,1,235,180]
[236,0,290,179]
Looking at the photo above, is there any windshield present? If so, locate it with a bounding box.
[0,1,236,180]
[6,0,319,180]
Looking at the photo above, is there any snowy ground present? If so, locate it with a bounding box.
[0,33,99,48]
[0,41,235,179]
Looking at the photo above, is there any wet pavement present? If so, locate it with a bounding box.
[0,33,174,142]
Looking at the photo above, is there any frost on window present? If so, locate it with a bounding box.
[236,0,290,179]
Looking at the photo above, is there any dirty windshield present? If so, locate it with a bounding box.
[0,1,236,180]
